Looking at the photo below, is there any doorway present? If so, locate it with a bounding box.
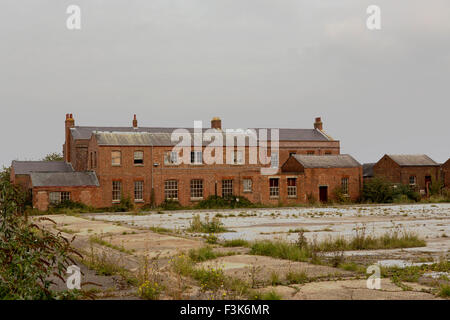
[319,186,328,202]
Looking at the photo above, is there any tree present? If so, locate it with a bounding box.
[42,152,64,162]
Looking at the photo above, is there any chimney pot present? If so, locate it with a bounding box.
[314,117,323,131]
[133,114,138,128]
[211,117,222,130]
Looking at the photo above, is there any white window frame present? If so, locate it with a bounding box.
[287,178,297,198]
[164,151,179,165]
[409,176,417,186]
[222,179,233,198]
[243,179,252,193]
[269,178,279,198]
[341,177,349,195]
[270,152,279,168]
[134,151,144,165]
[190,179,203,199]
[112,181,122,202]
[191,151,203,165]
[233,150,244,165]
[164,180,178,200]
[134,181,144,201]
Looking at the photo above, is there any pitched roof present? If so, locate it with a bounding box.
[30,172,99,187]
[363,163,375,177]
[73,126,331,142]
[292,154,361,168]
[11,161,74,175]
[386,154,439,167]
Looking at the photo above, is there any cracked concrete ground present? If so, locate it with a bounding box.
[34,203,449,300]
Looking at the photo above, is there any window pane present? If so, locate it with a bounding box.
[222,179,233,198]
[271,152,279,168]
[134,181,144,200]
[191,151,202,164]
[287,178,297,197]
[134,151,144,165]
[112,181,121,201]
[243,179,252,192]
[341,178,349,195]
[190,179,203,198]
[269,178,279,197]
[164,180,178,199]
[61,192,71,202]
[49,192,60,204]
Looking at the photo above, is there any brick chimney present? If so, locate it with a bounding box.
[133,114,138,128]
[65,113,75,163]
[314,117,323,131]
[211,117,222,130]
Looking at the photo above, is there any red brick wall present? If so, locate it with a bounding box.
[373,155,440,193]
[32,186,101,211]
[442,159,450,190]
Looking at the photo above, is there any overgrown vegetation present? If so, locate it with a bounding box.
[363,177,420,203]
[250,226,426,263]
[0,168,82,299]
[195,195,254,209]
[187,214,229,233]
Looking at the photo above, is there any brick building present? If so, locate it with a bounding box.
[442,158,450,190]
[372,154,440,196]
[11,114,366,210]
[281,154,362,202]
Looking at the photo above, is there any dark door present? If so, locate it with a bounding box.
[319,186,328,202]
[425,176,432,196]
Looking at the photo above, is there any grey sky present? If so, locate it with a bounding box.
[1,0,449,167]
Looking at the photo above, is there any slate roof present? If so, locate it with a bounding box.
[386,155,439,167]
[292,154,361,168]
[73,126,331,142]
[11,161,74,175]
[363,163,375,177]
[30,172,99,187]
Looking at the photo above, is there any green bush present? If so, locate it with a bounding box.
[0,178,80,299]
[363,177,420,203]
[196,195,253,209]
[160,199,182,210]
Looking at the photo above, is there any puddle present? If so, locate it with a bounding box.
[377,259,434,268]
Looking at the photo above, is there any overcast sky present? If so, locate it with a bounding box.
[0,0,449,167]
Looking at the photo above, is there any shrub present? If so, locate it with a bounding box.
[138,281,163,300]
[187,215,228,233]
[333,187,350,204]
[223,239,250,247]
[0,178,81,299]
[196,195,253,209]
[160,199,182,210]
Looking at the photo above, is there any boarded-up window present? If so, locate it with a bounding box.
[164,180,178,200]
[112,181,121,201]
[112,151,121,166]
